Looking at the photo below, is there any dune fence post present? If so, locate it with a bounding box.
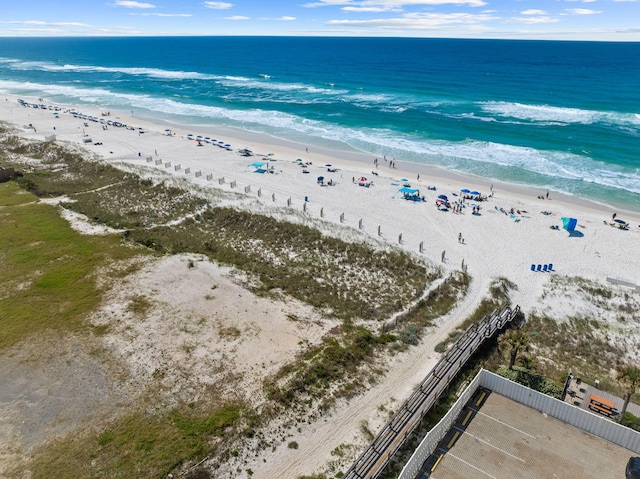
[359,218,363,229]
[398,233,402,244]
[340,213,345,223]
[419,241,424,253]
[378,225,382,236]
[287,197,291,207]
[320,207,324,217]
[272,193,276,202]
[257,188,262,197]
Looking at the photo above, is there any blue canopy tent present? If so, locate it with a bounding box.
[394,186,423,201]
[246,161,267,173]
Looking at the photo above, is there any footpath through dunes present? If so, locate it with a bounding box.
[236,275,504,479]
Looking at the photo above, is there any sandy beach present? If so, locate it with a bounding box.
[2,94,640,478]
[6,94,639,307]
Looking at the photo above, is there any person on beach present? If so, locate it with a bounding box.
[458,232,462,243]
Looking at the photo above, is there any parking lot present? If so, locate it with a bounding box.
[430,392,636,479]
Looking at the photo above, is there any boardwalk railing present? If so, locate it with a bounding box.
[344,304,521,479]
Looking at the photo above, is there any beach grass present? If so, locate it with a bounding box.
[0,187,141,351]
[28,402,243,479]
[127,207,432,321]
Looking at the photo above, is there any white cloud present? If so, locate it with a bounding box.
[225,16,249,20]
[521,9,547,15]
[204,1,233,8]
[112,0,155,8]
[132,13,193,17]
[505,15,559,24]
[7,20,93,27]
[328,11,497,29]
[306,0,487,8]
[278,16,297,21]
[564,8,601,14]
[343,6,403,11]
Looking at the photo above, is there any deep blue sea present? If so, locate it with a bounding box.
[1,37,639,211]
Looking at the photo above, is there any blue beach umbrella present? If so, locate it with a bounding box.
[470,191,481,196]
[460,188,471,194]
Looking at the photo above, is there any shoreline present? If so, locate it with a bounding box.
[125,102,638,221]
[132,106,640,221]
[4,92,638,220]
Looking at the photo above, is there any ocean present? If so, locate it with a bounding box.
[0,37,638,211]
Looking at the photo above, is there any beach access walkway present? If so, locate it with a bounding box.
[343,304,520,479]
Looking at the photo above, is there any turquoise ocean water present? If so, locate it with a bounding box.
[0,37,638,211]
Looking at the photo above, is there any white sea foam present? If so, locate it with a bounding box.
[7,59,219,81]
[2,78,637,197]
[479,101,640,130]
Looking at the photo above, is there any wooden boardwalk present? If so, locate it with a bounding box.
[344,304,521,479]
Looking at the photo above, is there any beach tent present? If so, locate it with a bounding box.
[246,161,267,173]
[561,217,577,233]
[394,186,421,200]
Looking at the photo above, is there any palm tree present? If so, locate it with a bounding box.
[499,329,530,370]
[618,365,640,425]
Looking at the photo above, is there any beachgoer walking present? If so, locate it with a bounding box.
[458,232,462,243]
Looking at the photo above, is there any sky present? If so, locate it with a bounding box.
[0,0,639,41]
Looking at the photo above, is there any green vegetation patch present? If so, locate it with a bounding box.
[128,207,431,321]
[265,326,396,408]
[0,199,140,350]
[522,314,622,386]
[0,180,37,206]
[496,366,563,398]
[30,403,242,479]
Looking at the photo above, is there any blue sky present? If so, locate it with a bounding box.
[1,0,639,40]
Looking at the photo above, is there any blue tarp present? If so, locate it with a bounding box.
[561,217,577,232]
[398,187,419,195]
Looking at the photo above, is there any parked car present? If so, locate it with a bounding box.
[626,457,640,479]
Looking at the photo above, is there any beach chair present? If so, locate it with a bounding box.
[548,263,553,271]
[531,264,536,271]
[543,264,548,272]
[536,264,542,271]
